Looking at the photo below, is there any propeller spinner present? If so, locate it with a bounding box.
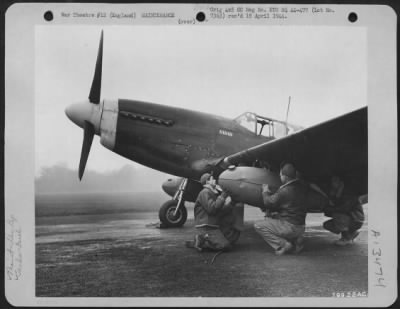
[65,30,104,180]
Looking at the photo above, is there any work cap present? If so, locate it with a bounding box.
[200,173,211,185]
[281,163,296,178]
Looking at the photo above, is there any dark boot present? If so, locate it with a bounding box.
[293,235,304,254]
[275,241,293,256]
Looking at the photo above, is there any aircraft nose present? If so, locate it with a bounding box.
[65,102,93,129]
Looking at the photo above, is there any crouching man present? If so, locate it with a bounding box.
[186,173,239,252]
[254,163,308,256]
[323,176,365,245]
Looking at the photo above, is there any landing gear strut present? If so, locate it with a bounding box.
[159,178,188,227]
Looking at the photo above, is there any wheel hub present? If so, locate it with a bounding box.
[166,207,182,223]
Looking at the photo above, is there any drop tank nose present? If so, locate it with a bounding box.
[162,178,183,197]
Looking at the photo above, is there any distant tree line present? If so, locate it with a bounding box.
[35,164,171,194]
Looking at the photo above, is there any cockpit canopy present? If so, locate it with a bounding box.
[234,112,302,139]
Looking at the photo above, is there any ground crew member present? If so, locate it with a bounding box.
[186,173,238,252]
[254,163,308,255]
[323,176,365,245]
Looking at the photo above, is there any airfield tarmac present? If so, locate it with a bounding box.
[36,196,368,297]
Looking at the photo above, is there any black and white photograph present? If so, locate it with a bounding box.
[4,3,397,307]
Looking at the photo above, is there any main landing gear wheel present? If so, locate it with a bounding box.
[159,200,187,227]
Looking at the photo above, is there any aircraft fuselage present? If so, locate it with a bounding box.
[109,99,272,179]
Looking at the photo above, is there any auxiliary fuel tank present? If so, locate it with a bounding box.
[218,167,329,212]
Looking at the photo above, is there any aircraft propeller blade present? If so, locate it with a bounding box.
[88,30,103,104]
[78,121,95,180]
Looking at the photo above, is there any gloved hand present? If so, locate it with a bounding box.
[224,196,232,207]
[220,190,229,199]
[262,184,273,194]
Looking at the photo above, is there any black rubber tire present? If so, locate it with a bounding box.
[158,200,188,227]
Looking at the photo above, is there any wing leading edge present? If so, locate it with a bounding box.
[220,107,367,195]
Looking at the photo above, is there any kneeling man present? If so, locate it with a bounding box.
[186,173,239,252]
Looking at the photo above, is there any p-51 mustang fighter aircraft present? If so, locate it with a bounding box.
[65,31,367,228]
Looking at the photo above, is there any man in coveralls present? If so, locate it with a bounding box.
[254,163,308,255]
[186,173,239,251]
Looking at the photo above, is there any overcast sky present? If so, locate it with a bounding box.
[35,25,366,176]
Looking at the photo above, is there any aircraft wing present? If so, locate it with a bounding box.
[219,107,367,195]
